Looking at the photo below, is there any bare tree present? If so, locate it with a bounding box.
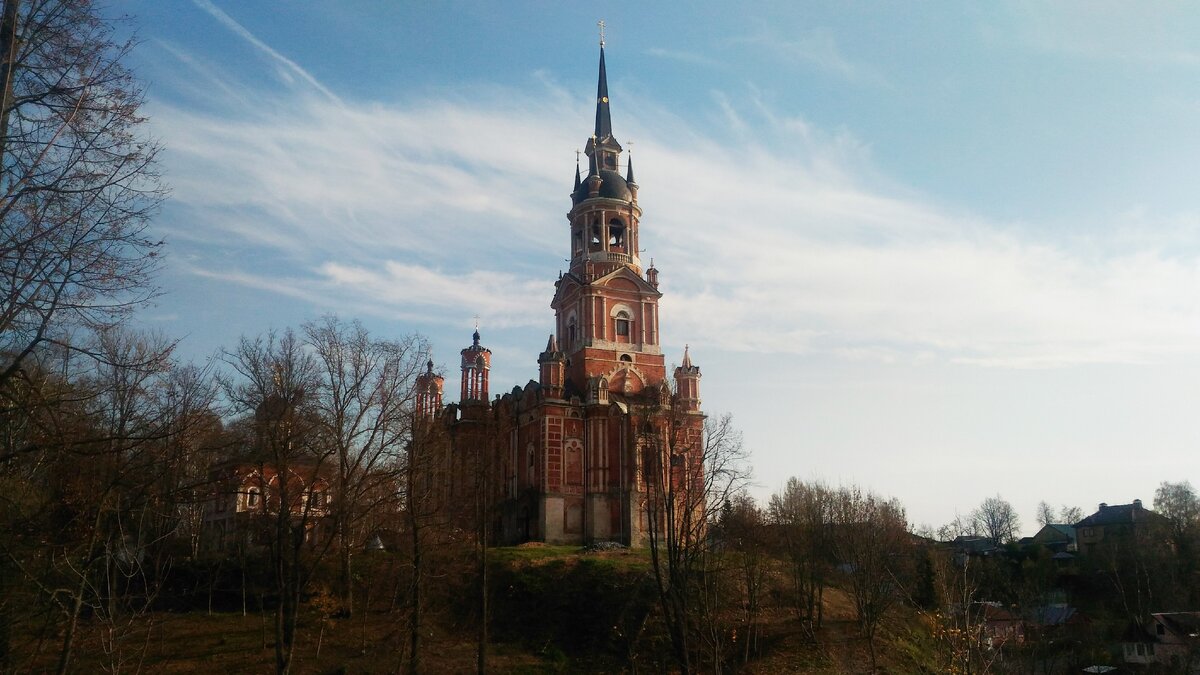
[1035,501,1057,528]
[222,329,329,675]
[1154,480,1200,603]
[643,409,749,675]
[400,407,449,675]
[936,513,979,542]
[972,495,1019,547]
[302,316,427,617]
[151,363,222,559]
[1154,480,1199,548]
[720,492,768,664]
[830,485,911,672]
[1059,504,1084,525]
[0,328,223,673]
[768,477,834,634]
[0,0,164,390]
[919,551,998,674]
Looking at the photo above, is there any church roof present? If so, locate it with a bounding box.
[595,46,613,141]
[573,169,632,204]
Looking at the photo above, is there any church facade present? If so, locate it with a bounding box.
[414,43,704,546]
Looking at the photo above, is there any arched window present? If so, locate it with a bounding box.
[590,222,602,246]
[615,310,631,338]
[247,486,260,508]
[573,229,583,256]
[619,354,632,363]
[567,315,577,346]
[608,219,625,248]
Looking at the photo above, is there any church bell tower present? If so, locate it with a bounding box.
[551,37,671,400]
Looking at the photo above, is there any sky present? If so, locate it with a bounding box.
[115,1,1200,535]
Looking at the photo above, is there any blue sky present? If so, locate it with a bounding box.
[120,1,1200,533]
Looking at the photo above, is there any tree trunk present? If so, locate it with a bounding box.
[339,526,352,617]
[0,0,21,168]
[0,555,12,671]
[55,568,89,675]
[408,514,421,675]
[274,505,292,674]
[476,528,487,675]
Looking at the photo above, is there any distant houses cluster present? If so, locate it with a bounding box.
[948,499,1196,669]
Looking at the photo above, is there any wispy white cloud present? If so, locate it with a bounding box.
[148,31,1200,370]
[729,27,885,85]
[191,0,344,104]
[645,47,722,68]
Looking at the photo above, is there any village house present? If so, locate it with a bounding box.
[1073,499,1170,555]
[1121,612,1200,670]
[1028,523,1077,553]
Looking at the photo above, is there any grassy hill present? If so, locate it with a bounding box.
[7,544,966,673]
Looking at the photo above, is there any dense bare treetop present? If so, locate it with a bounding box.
[0,0,164,387]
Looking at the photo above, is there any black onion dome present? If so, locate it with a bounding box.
[572,169,631,205]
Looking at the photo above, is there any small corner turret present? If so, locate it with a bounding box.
[460,328,491,403]
[415,357,445,419]
[538,333,565,399]
[674,345,702,412]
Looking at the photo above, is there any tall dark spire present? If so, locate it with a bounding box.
[594,46,613,140]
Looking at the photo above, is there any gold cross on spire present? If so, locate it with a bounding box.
[598,19,606,48]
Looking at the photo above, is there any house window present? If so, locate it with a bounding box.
[573,230,583,256]
[590,222,601,246]
[247,487,260,508]
[567,317,577,346]
[620,354,632,363]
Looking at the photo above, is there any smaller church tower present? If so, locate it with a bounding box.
[460,329,492,403]
[538,334,565,399]
[414,359,444,419]
[674,345,702,412]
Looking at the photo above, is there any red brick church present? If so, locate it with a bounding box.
[413,41,705,546]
